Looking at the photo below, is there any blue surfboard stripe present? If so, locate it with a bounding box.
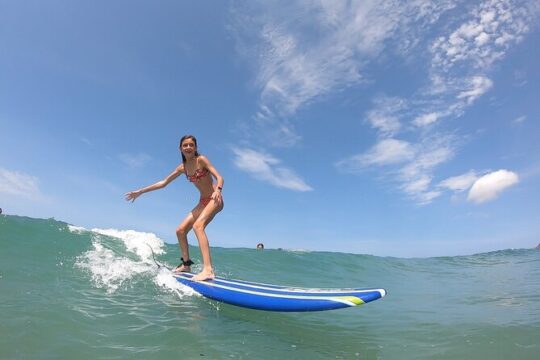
[211,279,381,297]
[179,272,382,295]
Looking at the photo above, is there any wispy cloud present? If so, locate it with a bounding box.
[336,134,456,204]
[118,153,152,168]
[397,135,456,203]
[423,0,534,117]
[431,0,533,70]
[0,167,43,200]
[439,170,479,192]
[467,169,519,203]
[230,0,537,202]
[230,1,461,147]
[232,147,312,192]
[365,97,406,136]
[513,115,526,125]
[413,112,441,127]
[456,76,493,105]
[229,1,462,195]
[336,0,536,204]
[336,138,415,172]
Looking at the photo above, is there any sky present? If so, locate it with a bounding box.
[1,0,539,257]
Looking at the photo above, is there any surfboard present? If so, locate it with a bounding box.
[173,272,386,312]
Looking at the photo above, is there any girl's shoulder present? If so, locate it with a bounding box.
[197,155,210,165]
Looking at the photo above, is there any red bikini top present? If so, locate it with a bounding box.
[186,167,209,182]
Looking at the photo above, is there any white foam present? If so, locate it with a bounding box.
[75,227,196,298]
[68,225,87,234]
[154,268,198,298]
[284,248,312,253]
[91,228,165,262]
[76,241,152,293]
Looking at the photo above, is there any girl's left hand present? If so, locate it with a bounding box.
[212,190,223,206]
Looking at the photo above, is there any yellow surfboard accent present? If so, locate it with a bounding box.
[334,296,365,306]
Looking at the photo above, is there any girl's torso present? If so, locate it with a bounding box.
[184,157,215,197]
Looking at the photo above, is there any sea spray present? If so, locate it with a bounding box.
[73,226,196,297]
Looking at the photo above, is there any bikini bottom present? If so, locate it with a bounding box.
[199,196,212,206]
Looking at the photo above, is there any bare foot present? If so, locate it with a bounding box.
[192,269,215,281]
[172,265,191,273]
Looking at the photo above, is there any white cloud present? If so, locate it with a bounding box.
[337,135,456,204]
[423,0,536,123]
[431,0,533,70]
[419,74,494,120]
[365,138,416,165]
[417,190,443,204]
[0,167,43,200]
[392,0,459,54]
[467,169,519,203]
[457,76,493,105]
[401,174,432,195]
[246,10,366,145]
[350,2,522,206]
[230,0,537,205]
[336,0,534,205]
[513,115,526,124]
[401,141,454,179]
[413,112,440,127]
[231,1,460,146]
[232,148,313,192]
[365,97,406,136]
[118,153,152,168]
[439,170,478,192]
[397,136,455,203]
[336,138,415,173]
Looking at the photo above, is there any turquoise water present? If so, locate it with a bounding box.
[1,215,539,359]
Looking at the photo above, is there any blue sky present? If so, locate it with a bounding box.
[1,0,539,257]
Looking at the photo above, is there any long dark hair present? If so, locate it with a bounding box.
[179,135,200,163]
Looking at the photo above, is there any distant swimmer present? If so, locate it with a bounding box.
[125,135,224,281]
[257,243,264,250]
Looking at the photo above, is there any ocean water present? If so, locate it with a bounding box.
[1,215,539,360]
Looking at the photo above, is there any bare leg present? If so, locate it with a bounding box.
[192,226,213,280]
[174,211,198,272]
[191,202,223,281]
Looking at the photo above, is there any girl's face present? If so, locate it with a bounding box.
[180,138,197,158]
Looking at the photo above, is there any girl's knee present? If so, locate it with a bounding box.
[193,220,206,232]
[176,225,189,237]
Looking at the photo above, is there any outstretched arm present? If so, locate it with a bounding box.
[125,164,184,203]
